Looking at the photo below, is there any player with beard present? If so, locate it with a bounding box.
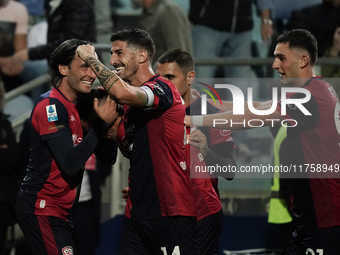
[76,28,197,255]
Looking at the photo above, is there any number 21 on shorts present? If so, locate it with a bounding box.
[306,248,323,255]
[161,246,180,255]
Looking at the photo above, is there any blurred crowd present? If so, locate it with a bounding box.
[2,0,340,99]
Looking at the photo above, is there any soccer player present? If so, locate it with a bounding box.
[76,28,198,254]
[187,29,340,254]
[156,48,236,254]
[15,39,118,255]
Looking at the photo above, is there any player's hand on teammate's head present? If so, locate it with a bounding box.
[94,95,119,125]
[76,44,97,61]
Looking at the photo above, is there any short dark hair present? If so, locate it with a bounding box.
[49,39,91,87]
[77,89,108,124]
[157,49,194,76]
[77,89,124,125]
[110,28,155,63]
[277,29,318,65]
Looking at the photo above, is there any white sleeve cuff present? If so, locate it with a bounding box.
[140,86,154,107]
[192,115,203,127]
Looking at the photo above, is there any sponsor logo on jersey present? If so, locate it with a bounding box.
[197,153,204,162]
[72,134,82,145]
[46,104,58,122]
[180,161,187,170]
[154,83,165,95]
[70,115,76,122]
[39,200,46,208]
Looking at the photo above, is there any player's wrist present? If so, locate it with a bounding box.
[201,147,212,158]
[192,115,203,127]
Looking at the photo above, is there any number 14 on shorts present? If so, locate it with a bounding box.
[161,246,180,255]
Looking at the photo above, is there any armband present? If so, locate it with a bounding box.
[140,86,154,107]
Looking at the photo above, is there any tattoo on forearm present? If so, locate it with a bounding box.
[88,56,120,92]
[106,77,120,92]
[136,90,147,105]
[86,56,147,105]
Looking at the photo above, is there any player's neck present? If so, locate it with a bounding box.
[129,65,155,87]
[292,68,316,87]
[58,82,78,102]
[183,91,196,107]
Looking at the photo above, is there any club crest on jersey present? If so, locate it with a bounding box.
[62,246,74,255]
[220,130,231,137]
[46,104,58,122]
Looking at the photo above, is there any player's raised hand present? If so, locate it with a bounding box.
[76,44,97,61]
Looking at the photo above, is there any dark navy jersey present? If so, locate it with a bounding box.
[16,88,84,220]
[119,75,196,220]
[277,78,340,232]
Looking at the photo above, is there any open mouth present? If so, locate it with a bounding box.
[81,80,93,86]
[278,72,285,78]
[115,66,125,76]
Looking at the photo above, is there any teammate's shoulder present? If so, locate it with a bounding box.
[305,77,334,96]
[307,77,328,88]
[33,93,66,116]
[35,92,62,105]
[143,75,177,94]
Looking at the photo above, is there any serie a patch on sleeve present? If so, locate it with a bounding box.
[46,104,58,122]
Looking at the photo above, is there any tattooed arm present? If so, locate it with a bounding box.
[76,44,149,107]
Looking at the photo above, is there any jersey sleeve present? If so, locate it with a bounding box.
[277,92,319,133]
[205,128,236,179]
[31,97,71,141]
[141,80,174,111]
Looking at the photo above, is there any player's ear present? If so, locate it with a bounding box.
[138,50,148,64]
[187,71,195,86]
[299,54,309,69]
[59,65,68,76]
